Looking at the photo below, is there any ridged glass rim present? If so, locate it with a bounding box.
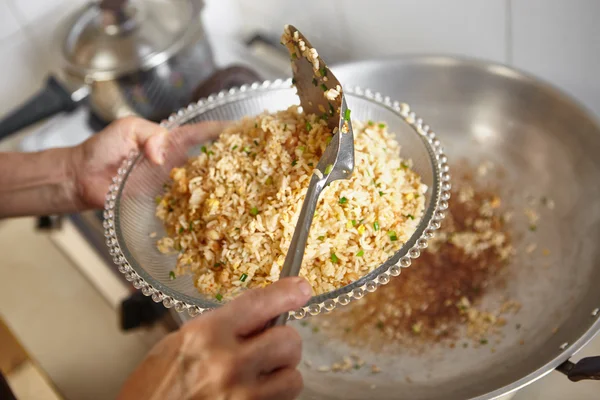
[103,78,451,319]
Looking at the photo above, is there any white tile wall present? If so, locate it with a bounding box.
[1,0,598,119]
[0,0,86,116]
[511,0,600,117]
[229,0,599,117]
[337,0,507,62]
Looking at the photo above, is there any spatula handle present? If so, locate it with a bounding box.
[269,174,325,326]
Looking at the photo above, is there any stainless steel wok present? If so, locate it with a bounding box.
[293,56,600,399]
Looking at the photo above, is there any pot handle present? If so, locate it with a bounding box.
[557,357,600,381]
[191,65,262,102]
[0,76,84,141]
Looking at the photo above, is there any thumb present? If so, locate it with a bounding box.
[221,277,313,336]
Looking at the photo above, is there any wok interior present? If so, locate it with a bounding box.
[295,59,600,400]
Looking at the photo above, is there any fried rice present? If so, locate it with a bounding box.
[156,106,426,300]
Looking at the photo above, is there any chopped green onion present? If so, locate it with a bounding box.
[240,273,248,282]
[300,321,308,327]
[325,136,332,145]
[401,161,409,169]
[339,197,348,204]
[306,121,312,131]
[292,159,298,166]
[351,219,357,226]
[406,214,415,220]
[243,146,251,154]
[169,271,176,280]
[189,224,194,232]
[324,164,333,174]
[250,207,259,216]
[321,113,329,121]
[344,108,351,121]
[232,145,238,150]
[178,227,184,234]
[317,236,325,241]
[480,338,488,345]
[298,145,306,152]
[254,123,258,129]
[379,191,384,196]
[320,83,327,91]
[353,364,361,370]
[312,326,319,333]
[373,221,380,231]
[201,146,207,154]
[216,293,223,301]
[320,67,327,77]
[291,53,298,60]
[356,249,364,257]
[388,231,398,241]
[308,162,314,167]
[378,123,386,129]
[312,77,318,86]
[529,225,537,232]
[254,139,259,146]
[328,102,335,115]
[265,176,273,185]
[376,321,384,330]
[330,253,339,263]
[214,262,223,268]
[155,196,162,205]
[207,150,214,156]
[283,124,288,131]
[368,120,375,126]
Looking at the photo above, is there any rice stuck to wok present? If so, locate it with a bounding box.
[156,106,426,299]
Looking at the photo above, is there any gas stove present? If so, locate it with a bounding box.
[20,35,290,330]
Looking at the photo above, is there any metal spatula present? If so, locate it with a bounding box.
[271,25,355,326]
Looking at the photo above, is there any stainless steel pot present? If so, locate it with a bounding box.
[292,56,600,400]
[0,0,257,138]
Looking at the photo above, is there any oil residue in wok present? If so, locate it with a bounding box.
[309,162,550,358]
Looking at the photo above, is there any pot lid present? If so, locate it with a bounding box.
[62,0,203,80]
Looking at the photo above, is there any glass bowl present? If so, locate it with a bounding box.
[103,79,450,319]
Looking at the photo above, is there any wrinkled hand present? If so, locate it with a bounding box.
[69,116,224,210]
[118,277,312,400]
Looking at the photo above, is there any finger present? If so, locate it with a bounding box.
[254,368,304,400]
[243,326,302,373]
[170,121,230,148]
[115,117,169,165]
[220,277,312,336]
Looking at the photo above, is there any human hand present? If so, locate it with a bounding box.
[69,116,224,210]
[118,277,312,400]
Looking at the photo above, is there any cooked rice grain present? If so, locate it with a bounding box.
[156,106,425,299]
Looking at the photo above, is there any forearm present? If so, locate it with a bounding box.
[0,148,81,218]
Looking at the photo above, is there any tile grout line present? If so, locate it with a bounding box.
[505,0,513,65]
